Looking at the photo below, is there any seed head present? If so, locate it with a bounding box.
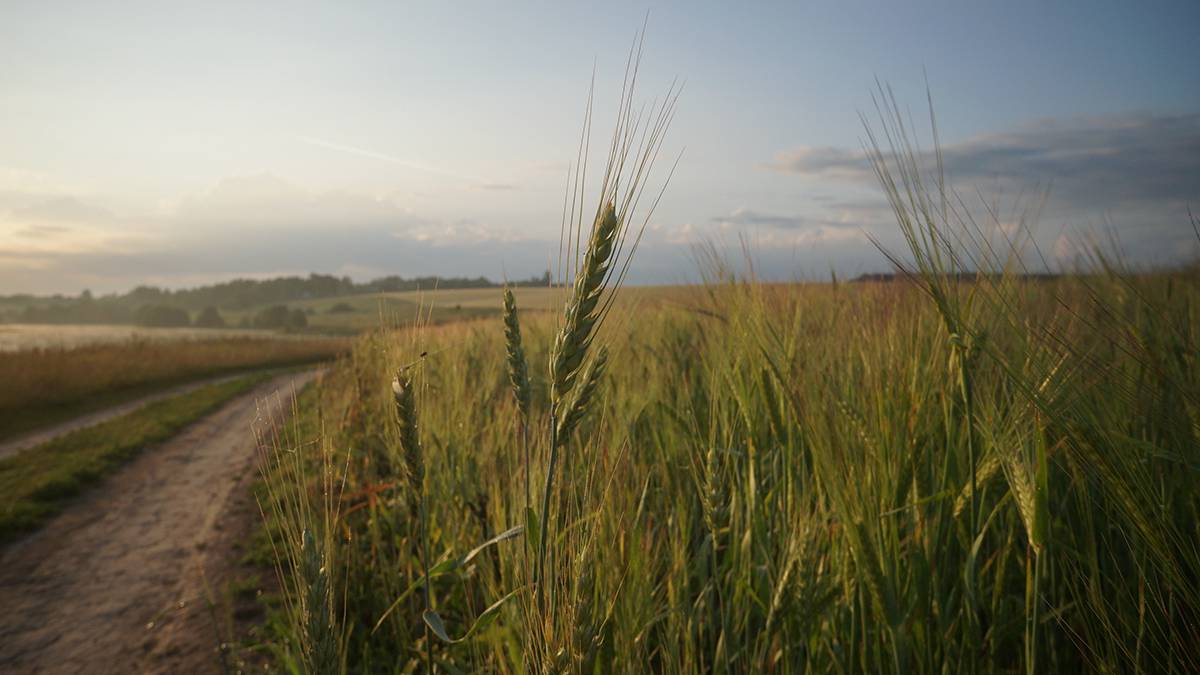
[502,287,532,419]
[555,345,609,444]
[550,202,619,409]
[392,372,424,496]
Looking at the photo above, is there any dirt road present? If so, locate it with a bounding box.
[0,369,321,674]
[0,373,246,461]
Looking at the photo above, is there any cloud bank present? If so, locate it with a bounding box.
[765,112,1200,264]
[2,113,1198,294]
[770,113,1199,211]
[0,173,552,293]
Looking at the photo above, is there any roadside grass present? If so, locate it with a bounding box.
[0,371,279,543]
[0,337,347,442]
[227,378,328,673]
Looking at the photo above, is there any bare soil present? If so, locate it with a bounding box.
[0,370,321,674]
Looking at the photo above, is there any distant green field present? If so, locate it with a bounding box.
[1,285,705,341]
[383,286,566,310]
[226,285,695,333]
[222,287,561,333]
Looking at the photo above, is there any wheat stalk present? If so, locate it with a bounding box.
[300,528,338,674]
[534,55,679,602]
[393,374,424,504]
[1003,454,1040,552]
[503,288,532,419]
[537,204,622,598]
[550,203,619,409]
[503,287,533,512]
[392,372,433,675]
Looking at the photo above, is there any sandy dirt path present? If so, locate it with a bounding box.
[0,373,247,461]
[0,369,321,674]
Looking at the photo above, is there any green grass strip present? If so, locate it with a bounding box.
[0,371,274,544]
[0,354,335,443]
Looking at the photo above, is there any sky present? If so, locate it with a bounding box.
[1,0,1198,295]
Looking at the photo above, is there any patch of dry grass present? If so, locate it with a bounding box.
[0,336,348,440]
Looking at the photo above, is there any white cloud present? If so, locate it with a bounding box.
[794,225,867,245]
[1053,233,1085,263]
[707,207,869,246]
[648,221,698,245]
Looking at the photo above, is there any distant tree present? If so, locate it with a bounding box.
[128,285,168,305]
[134,304,190,327]
[193,306,226,328]
[287,308,308,330]
[252,305,292,329]
[511,269,552,287]
[327,302,356,314]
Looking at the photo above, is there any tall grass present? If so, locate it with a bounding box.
[256,389,348,673]
[260,260,1199,672]
[257,87,1199,671]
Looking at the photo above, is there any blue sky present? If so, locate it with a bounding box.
[1,1,1197,293]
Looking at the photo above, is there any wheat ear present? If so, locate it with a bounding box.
[549,202,619,409]
[300,528,338,674]
[503,287,533,512]
[392,372,433,675]
[555,344,609,444]
[503,288,532,418]
[392,373,424,502]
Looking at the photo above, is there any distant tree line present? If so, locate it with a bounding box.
[850,272,1063,283]
[251,305,308,330]
[0,270,551,326]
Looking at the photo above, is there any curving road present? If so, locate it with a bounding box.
[0,369,321,674]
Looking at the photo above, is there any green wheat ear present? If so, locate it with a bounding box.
[502,287,531,419]
[300,528,337,674]
[392,370,435,674]
[549,201,619,410]
[555,344,609,444]
[392,372,424,499]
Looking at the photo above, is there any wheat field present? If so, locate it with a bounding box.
[253,87,1199,673]
[259,260,1199,673]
